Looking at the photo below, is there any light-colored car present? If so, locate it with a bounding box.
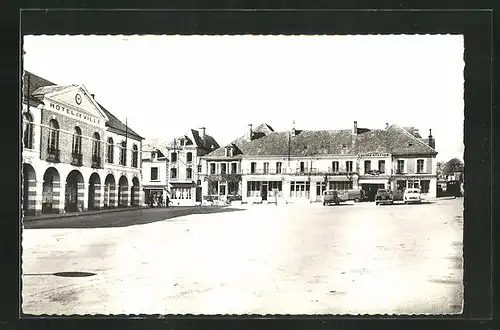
[403,188,422,204]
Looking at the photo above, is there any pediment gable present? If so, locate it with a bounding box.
[41,85,109,122]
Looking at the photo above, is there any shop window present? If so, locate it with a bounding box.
[378,160,386,174]
[23,113,34,149]
[417,159,424,173]
[228,182,239,195]
[396,180,407,191]
[151,167,159,181]
[107,137,114,163]
[247,181,261,197]
[208,181,218,195]
[316,182,327,196]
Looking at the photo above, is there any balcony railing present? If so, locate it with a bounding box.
[46,147,60,163]
[71,152,83,166]
[92,155,102,169]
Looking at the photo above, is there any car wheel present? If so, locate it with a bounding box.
[354,198,360,203]
[376,202,379,205]
[323,202,326,206]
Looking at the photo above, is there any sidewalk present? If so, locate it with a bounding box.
[23,205,151,222]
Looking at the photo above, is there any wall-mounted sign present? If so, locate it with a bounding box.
[361,153,390,157]
[48,102,101,125]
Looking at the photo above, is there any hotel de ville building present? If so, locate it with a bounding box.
[21,71,144,216]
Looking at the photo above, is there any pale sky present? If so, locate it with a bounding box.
[23,35,464,162]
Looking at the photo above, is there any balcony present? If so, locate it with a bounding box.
[92,155,102,169]
[46,148,60,163]
[71,152,83,166]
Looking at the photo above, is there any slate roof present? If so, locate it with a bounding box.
[97,102,144,141]
[22,71,56,107]
[190,129,220,151]
[204,123,437,159]
[22,70,143,140]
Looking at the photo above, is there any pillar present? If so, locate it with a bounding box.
[34,180,43,215]
[53,180,64,214]
[24,179,39,216]
[139,189,145,206]
[241,179,248,203]
[108,184,118,208]
[120,185,130,207]
[94,184,104,210]
[282,179,290,203]
[77,182,85,212]
[131,186,140,206]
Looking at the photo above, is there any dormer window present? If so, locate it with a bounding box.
[225,147,233,157]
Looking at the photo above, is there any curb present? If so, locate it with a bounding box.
[22,206,150,222]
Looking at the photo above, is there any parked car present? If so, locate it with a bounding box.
[323,190,348,206]
[345,189,367,203]
[403,188,422,204]
[375,189,393,205]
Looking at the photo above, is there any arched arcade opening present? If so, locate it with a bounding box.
[88,172,101,210]
[42,167,61,214]
[65,170,85,213]
[118,175,129,207]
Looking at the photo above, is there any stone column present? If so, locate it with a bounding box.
[77,182,85,212]
[109,184,118,208]
[34,180,43,215]
[120,185,130,207]
[94,184,104,210]
[131,186,140,206]
[241,178,248,203]
[53,180,64,214]
[24,178,39,216]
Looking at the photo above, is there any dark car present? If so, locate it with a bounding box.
[375,189,393,205]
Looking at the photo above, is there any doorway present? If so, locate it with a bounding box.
[261,183,268,201]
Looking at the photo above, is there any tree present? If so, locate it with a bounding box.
[436,161,447,179]
[443,158,464,176]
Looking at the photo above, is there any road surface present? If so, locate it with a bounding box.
[22,198,463,315]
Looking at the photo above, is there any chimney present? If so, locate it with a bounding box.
[385,123,389,130]
[353,121,358,135]
[291,120,296,137]
[199,127,206,142]
[428,129,435,149]
[246,124,253,141]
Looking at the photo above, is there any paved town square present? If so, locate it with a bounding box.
[22,197,463,315]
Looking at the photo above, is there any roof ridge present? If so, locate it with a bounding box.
[392,125,437,152]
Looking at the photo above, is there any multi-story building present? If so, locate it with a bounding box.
[200,121,438,204]
[141,143,169,205]
[21,71,144,216]
[165,128,219,205]
[200,123,274,204]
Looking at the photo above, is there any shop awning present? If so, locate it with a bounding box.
[169,182,195,188]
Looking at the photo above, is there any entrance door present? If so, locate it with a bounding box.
[195,186,202,202]
[65,183,78,212]
[261,184,268,201]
